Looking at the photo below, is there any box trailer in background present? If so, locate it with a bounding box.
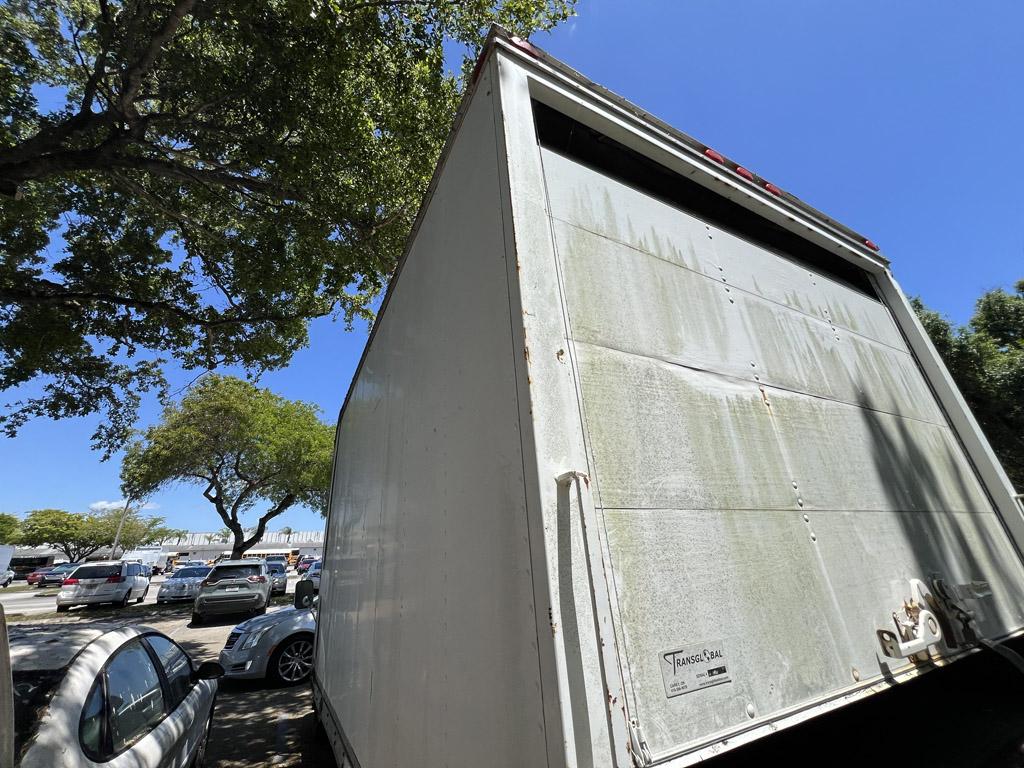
[313,27,1024,768]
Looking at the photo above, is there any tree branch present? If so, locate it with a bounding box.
[121,0,199,113]
[235,493,296,556]
[2,279,332,330]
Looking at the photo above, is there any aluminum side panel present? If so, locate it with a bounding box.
[319,63,545,768]
[540,146,1024,761]
[541,149,905,350]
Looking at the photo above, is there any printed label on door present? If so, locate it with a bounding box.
[659,640,732,698]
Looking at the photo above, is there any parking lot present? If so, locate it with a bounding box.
[2,572,335,767]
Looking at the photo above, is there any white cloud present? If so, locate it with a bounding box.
[89,500,160,513]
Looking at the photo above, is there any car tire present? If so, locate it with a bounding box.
[117,591,131,609]
[136,586,147,604]
[56,604,69,613]
[268,634,315,685]
[192,611,204,625]
[191,710,215,768]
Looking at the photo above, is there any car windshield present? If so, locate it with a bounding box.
[171,567,210,579]
[268,564,285,574]
[13,668,66,759]
[72,564,121,579]
[311,562,321,572]
[207,564,259,582]
[51,564,77,572]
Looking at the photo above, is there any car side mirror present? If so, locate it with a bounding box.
[192,661,225,682]
[295,578,315,609]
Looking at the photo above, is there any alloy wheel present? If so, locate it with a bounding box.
[276,638,314,683]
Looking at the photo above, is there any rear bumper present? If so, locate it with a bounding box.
[195,593,265,615]
[157,594,195,604]
[57,587,128,606]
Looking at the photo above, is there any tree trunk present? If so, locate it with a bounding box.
[228,495,296,559]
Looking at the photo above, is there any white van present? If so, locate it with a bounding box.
[56,561,151,612]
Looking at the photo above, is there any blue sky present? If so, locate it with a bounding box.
[2,1,1021,531]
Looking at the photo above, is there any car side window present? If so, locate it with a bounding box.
[79,677,105,757]
[126,563,138,577]
[145,635,194,709]
[105,639,165,753]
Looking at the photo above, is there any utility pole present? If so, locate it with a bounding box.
[110,498,134,559]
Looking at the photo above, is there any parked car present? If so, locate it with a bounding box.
[9,622,223,767]
[25,567,53,586]
[300,560,321,593]
[157,566,212,605]
[55,561,151,612]
[219,606,316,684]
[1,569,14,587]
[39,562,80,586]
[267,561,287,595]
[295,556,317,575]
[192,560,271,624]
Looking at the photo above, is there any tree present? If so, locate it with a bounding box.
[0,1,574,455]
[0,512,20,543]
[216,527,233,544]
[168,528,189,545]
[111,507,175,557]
[16,507,169,561]
[121,374,333,558]
[279,526,293,543]
[913,279,1023,490]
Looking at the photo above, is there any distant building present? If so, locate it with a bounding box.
[11,529,325,566]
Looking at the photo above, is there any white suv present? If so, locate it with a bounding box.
[56,561,150,612]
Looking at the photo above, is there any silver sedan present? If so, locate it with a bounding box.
[11,623,223,767]
[219,607,316,684]
[156,565,211,604]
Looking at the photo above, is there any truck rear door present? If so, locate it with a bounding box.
[540,143,1024,763]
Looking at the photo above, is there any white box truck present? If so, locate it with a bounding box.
[313,27,1024,768]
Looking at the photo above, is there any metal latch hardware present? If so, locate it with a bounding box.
[628,718,653,766]
[877,579,942,661]
[929,577,990,650]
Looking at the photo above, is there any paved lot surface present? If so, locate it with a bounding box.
[6,574,336,767]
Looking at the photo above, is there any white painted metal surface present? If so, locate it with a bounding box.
[315,56,548,768]
[318,27,1024,768]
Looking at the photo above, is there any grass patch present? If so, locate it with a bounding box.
[1,583,46,594]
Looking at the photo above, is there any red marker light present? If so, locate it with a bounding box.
[764,182,782,196]
[864,239,880,251]
[735,166,755,181]
[509,36,541,58]
[704,148,725,164]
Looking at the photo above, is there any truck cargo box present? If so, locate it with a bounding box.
[313,27,1024,768]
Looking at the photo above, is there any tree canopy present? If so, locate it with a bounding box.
[121,374,333,558]
[0,512,19,544]
[913,279,1023,490]
[17,506,172,561]
[0,0,574,454]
